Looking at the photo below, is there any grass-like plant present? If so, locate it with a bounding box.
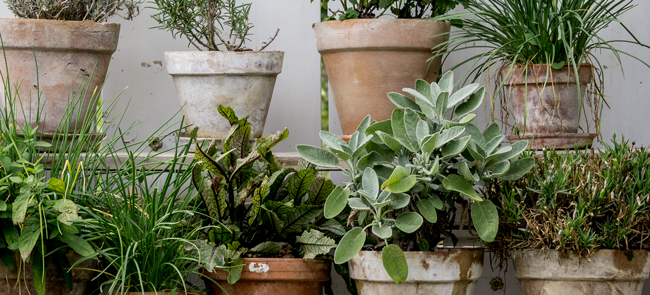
[433,0,650,133]
[314,0,468,20]
[5,0,142,21]
[150,0,279,51]
[486,135,650,262]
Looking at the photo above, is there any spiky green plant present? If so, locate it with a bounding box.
[486,135,650,262]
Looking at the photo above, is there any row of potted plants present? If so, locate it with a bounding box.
[4,0,645,149]
[3,59,650,295]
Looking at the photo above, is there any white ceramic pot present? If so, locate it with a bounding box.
[165,51,284,138]
[349,248,484,295]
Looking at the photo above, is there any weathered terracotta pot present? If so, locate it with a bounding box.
[314,19,451,141]
[165,51,284,139]
[501,64,595,148]
[0,252,96,295]
[513,249,650,295]
[203,258,330,295]
[349,248,484,295]
[0,18,120,133]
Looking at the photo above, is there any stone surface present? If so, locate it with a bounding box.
[165,51,284,138]
[314,19,450,137]
[513,249,650,295]
[349,248,484,295]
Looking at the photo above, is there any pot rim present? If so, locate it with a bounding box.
[163,50,284,55]
[313,18,450,26]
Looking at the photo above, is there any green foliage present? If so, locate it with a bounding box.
[150,0,279,51]
[312,0,468,20]
[298,71,532,284]
[191,106,339,284]
[433,0,650,129]
[6,0,142,21]
[487,136,650,261]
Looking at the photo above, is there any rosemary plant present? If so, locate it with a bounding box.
[5,0,142,21]
[150,0,279,51]
[486,135,650,262]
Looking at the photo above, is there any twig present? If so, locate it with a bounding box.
[258,28,280,52]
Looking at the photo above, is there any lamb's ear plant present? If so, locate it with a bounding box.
[150,0,279,51]
[487,135,650,263]
[297,71,534,284]
[191,106,341,284]
[313,0,468,20]
[5,0,143,21]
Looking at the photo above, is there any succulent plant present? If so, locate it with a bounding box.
[297,71,534,284]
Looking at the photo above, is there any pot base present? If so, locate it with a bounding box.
[506,133,596,150]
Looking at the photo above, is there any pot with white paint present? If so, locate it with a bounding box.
[349,248,484,295]
[513,249,650,295]
[165,51,284,139]
[202,258,331,295]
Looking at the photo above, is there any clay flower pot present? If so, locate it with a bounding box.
[203,258,330,295]
[165,51,284,139]
[0,18,120,133]
[513,249,650,295]
[501,64,596,149]
[313,19,451,141]
[0,252,96,295]
[349,248,484,295]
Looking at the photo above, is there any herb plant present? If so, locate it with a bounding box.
[297,71,534,284]
[77,134,204,294]
[487,136,650,262]
[191,106,340,284]
[5,0,142,21]
[150,0,279,51]
[433,0,650,134]
[313,0,468,20]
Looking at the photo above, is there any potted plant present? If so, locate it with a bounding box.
[189,106,343,294]
[0,0,142,134]
[150,0,283,140]
[75,133,204,295]
[485,136,650,295]
[0,87,97,295]
[297,72,533,294]
[311,0,465,141]
[434,0,649,149]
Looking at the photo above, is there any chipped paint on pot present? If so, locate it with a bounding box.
[501,64,593,136]
[204,258,330,295]
[513,249,650,295]
[0,18,119,133]
[165,51,283,139]
[0,252,96,295]
[314,19,450,137]
[349,248,484,295]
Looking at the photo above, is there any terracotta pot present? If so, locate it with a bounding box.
[349,248,484,295]
[203,258,330,295]
[501,64,594,148]
[314,19,451,140]
[0,252,97,295]
[513,249,650,295]
[0,18,120,133]
[165,51,284,139]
